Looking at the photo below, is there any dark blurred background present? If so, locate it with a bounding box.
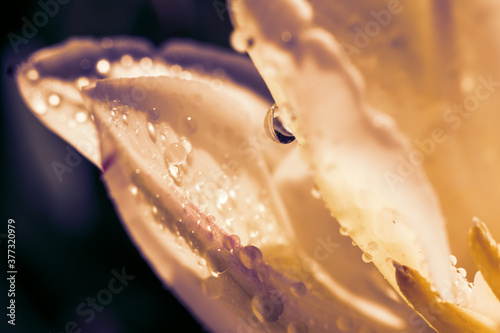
[1,1,232,332]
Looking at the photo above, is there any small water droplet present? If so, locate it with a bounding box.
[362,253,373,263]
[147,107,160,122]
[215,189,228,204]
[230,30,254,52]
[164,143,187,165]
[224,234,241,251]
[96,59,110,74]
[77,77,90,89]
[288,321,308,333]
[336,315,353,332]
[140,57,153,70]
[339,226,350,236]
[290,281,307,297]
[457,267,467,278]
[281,31,292,42]
[129,185,138,196]
[449,255,457,266]
[120,54,133,67]
[147,122,156,142]
[48,93,61,107]
[75,111,88,123]
[264,103,295,144]
[240,245,263,269]
[311,186,322,199]
[206,248,232,275]
[27,69,39,81]
[252,292,284,323]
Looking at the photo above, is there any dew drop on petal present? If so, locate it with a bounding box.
[164,143,187,166]
[206,248,232,275]
[288,321,308,333]
[147,122,156,142]
[180,138,192,154]
[215,189,228,205]
[121,54,133,67]
[27,69,39,81]
[96,59,110,74]
[264,103,295,144]
[129,185,138,196]
[281,31,292,42]
[224,234,241,251]
[48,93,61,107]
[147,107,160,122]
[75,111,88,123]
[362,253,373,263]
[311,186,322,199]
[77,77,90,89]
[252,292,284,323]
[449,255,458,266]
[240,245,263,269]
[140,57,153,70]
[339,226,350,236]
[230,30,254,53]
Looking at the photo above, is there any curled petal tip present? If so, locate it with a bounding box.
[469,219,500,302]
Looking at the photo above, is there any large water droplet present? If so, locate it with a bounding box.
[240,245,263,269]
[164,143,187,166]
[206,248,232,276]
[251,292,284,323]
[264,104,295,144]
[288,321,308,333]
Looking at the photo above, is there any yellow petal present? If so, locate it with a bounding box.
[394,262,499,333]
[470,219,500,302]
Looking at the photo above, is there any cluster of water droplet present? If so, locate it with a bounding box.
[447,254,474,307]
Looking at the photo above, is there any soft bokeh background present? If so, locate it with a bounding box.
[1,1,233,332]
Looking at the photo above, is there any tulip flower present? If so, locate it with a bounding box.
[15,0,500,332]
